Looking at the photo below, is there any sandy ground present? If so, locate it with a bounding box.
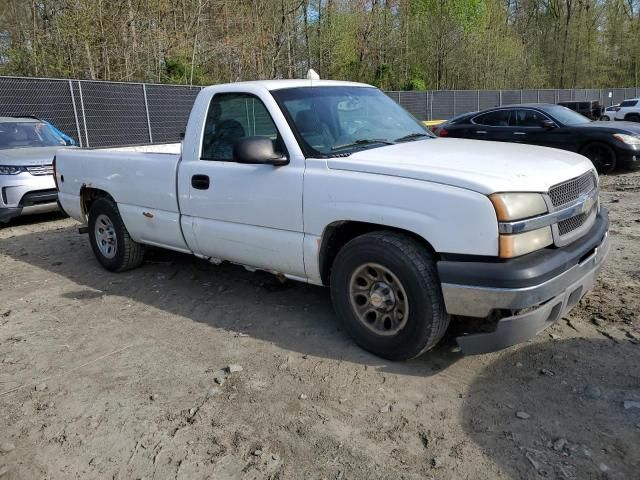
[0,172,639,480]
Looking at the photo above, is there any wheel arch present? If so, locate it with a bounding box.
[318,220,438,286]
[79,186,116,222]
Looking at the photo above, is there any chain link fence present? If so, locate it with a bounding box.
[1,75,638,147]
[387,87,640,122]
[0,76,201,147]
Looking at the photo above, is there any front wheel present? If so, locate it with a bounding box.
[330,231,449,361]
[599,115,610,121]
[581,142,617,175]
[88,198,145,272]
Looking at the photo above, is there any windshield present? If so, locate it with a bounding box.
[271,86,433,156]
[0,121,70,150]
[544,106,591,126]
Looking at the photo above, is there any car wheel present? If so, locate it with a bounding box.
[581,142,617,174]
[330,231,449,361]
[626,114,640,123]
[599,115,610,121]
[88,197,145,272]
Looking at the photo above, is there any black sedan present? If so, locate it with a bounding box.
[434,104,640,173]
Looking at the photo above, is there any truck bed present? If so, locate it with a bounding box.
[56,143,190,252]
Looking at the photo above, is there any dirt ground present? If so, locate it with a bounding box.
[1,172,639,480]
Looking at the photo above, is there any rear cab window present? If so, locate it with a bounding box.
[620,100,639,107]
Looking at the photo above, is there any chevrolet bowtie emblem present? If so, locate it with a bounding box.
[580,192,596,214]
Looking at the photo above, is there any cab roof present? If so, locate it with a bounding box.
[201,79,374,93]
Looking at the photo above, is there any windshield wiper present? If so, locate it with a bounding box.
[394,132,431,142]
[331,138,394,151]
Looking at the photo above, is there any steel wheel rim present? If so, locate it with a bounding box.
[348,262,409,336]
[94,214,117,259]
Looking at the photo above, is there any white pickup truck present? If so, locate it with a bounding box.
[55,80,609,360]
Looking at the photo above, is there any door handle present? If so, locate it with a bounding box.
[475,130,488,134]
[513,132,526,135]
[191,174,210,190]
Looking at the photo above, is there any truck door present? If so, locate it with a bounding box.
[178,90,306,278]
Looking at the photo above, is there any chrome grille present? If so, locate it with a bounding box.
[558,212,588,236]
[26,165,53,176]
[549,171,596,208]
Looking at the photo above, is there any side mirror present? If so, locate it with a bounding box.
[541,119,556,129]
[233,137,288,166]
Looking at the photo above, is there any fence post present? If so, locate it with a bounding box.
[77,81,90,147]
[537,89,540,103]
[453,91,457,116]
[142,84,153,144]
[477,90,480,111]
[429,91,433,120]
[499,90,503,106]
[424,91,428,121]
[68,80,83,147]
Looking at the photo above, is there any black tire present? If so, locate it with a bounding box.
[330,231,449,361]
[599,115,610,121]
[626,114,640,123]
[88,197,145,272]
[581,142,617,175]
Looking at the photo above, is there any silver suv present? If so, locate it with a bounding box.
[0,117,75,224]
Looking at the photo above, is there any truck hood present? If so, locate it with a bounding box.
[0,146,62,166]
[326,138,594,194]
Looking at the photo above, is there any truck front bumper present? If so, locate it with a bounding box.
[438,209,609,355]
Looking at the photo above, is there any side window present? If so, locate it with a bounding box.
[202,93,280,161]
[620,100,638,108]
[512,109,547,127]
[472,110,511,126]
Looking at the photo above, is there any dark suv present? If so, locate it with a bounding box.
[557,100,602,120]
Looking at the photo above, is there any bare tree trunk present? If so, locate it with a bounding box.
[85,40,96,79]
[559,0,574,88]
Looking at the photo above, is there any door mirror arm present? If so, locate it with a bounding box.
[232,137,289,166]
[541,119,557,129]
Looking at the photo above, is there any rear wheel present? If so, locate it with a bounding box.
[581,142,617,174]
[626,114,640,123]
[330,231,449,361]
[88,198,145,272]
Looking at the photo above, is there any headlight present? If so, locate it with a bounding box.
[490,192,552,258]
[499,227,553,258]
[489,193,548,221]
[613,133,640,145]
[0,165,26,175]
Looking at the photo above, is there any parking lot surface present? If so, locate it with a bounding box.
[1,173,639,480]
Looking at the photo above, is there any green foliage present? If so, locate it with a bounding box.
[0,0,637,89]
[404,78,427,91]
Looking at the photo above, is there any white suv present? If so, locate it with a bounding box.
[614,98,640,122]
